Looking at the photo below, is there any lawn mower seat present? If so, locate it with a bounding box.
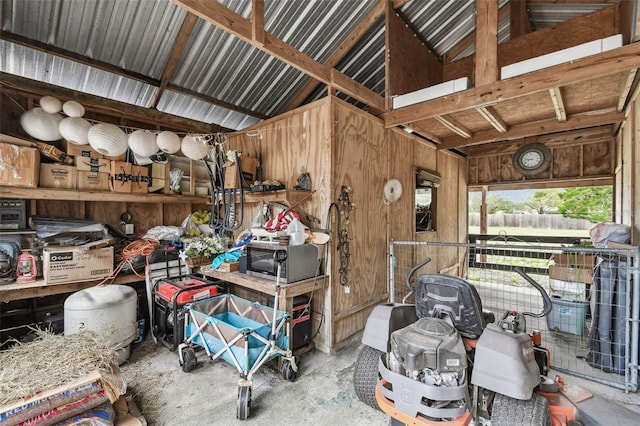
[415,274,494,339]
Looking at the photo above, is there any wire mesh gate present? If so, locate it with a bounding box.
[389,240,640,392]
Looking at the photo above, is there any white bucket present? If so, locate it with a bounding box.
[64,285,138,365]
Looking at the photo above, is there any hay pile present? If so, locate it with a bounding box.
[0,330,118,406]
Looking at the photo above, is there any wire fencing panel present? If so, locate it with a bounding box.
[389,240,639,392]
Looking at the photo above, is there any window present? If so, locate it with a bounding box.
[416,168,440,232]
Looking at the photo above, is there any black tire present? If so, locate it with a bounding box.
[281,357,299,381]
[492,393,551,426]
[236,386,251,420]
[353,345,383,411]
[180,346,197,373]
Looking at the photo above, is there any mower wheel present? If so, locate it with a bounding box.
[281,357,299,381]
[353,345,382,411]
[492,393,551,426]
[236,385,251,420]
[180,346,197,373]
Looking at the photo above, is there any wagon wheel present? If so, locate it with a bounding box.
[236,385,252,420]
[180,346,197,373]
[281,357,299,381]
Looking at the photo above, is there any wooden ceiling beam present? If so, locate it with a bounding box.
[171,0,385,112]
[434,115,472,139]
[617,68,638,111]
[548,87,567,122]
[438,109,624,149]
[0,72,226,133]
[166,84,269,120]
[384,42,640,127]
[0,31,158,87]
[252,0,266,46]
[285,0,386,111]
[476,105,508,132]
[152,13,198,109]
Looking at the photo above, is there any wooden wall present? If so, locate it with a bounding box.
[467,129,615,188]
[225,97,468,352]
[443,5,621,84]
[615,96,639,244]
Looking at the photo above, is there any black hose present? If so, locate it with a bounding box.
[514,267,553,318]
[402,257,431,303]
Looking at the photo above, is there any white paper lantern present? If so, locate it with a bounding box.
[128,130,158,157]
[157,131,181,154]
[20,108,63,141]
[58,117,92,145]
[88,123,128,156]
[62,101,85,118]
[181,135,209,160]
[40,96,62,114]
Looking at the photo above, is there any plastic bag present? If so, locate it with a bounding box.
[589,222,630,248]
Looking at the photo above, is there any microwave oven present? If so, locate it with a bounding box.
[245,242,319,283]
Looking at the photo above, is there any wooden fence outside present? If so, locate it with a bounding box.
[469,213,594,230]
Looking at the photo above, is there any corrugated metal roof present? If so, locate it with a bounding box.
[0,0,615,131]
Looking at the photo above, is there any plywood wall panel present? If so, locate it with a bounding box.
[35,200,85,220]
[84,202,125,229]
[583,141,614,175]
[553,147,581,178]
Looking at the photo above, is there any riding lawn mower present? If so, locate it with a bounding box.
[354,258,586,426]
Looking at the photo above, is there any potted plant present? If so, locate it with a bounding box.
[181,234,227,267]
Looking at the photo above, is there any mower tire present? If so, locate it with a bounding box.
[353,345,382,411]
[492,393,551,426]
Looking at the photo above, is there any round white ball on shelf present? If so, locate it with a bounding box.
[88,123,128,156]
[181,135,209,160]
[39,96,62,114]
[128,129,158,157]
[157,130,181,154]
[62,100,85,118]
[59,117,92,145]
[20,108,63,141]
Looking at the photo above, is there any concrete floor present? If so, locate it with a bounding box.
[120,333,640,426]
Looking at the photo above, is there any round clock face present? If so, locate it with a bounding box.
[512,143,551,176]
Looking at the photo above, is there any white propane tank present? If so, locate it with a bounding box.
[64,285,138,365]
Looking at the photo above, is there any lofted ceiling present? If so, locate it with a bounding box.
[0,0,637,154]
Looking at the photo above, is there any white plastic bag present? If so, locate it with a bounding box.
[589,222,630,248]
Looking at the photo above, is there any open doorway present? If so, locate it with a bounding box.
[468,186,613,238]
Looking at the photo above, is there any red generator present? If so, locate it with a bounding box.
[153,275,224,350]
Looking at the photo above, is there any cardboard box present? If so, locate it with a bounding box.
[224,155,258,189]
[130,165,149,193]
[77,170,110,191]
[43,244,114,284]
[548,265,593,284]
[217,262,239,272]
[75,156,110,172]
[148,162,168,192]
[62,141,103,161]
[39,163,78,189]
[0,142,40,188]
[109,161,132,193]
[553,253,595,269]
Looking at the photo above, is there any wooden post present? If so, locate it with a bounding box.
[475,0,498,87]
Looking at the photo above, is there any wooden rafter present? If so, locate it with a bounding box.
[171,0,385,113]
[285,0,386,111]
[439,109,623,149]
[444,3,511,63]
[475,106,507,133]
[548,87,567,122]
[617,68,638,112]
[167,84,269,120]
[0,31,158,87]
[434,115,472,139]
[510,0,532,38]
[0,72,226,133]
[152,13,198,108]
[384,42,640,127]
[252,0,265,46]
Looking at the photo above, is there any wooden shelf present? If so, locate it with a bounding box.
[0,186,210,204]
[0,273,144,302]
[244,189,313,205]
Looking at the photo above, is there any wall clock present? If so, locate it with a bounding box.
[512,143,551,176]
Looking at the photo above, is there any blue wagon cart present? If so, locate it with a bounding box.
[178,251,299,420]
